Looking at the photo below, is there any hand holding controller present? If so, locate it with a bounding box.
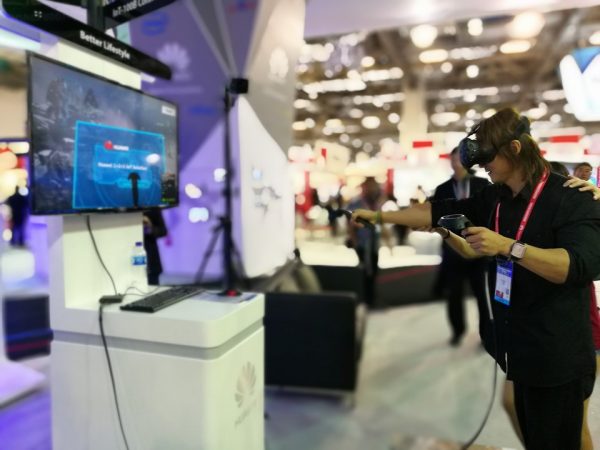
[437,214,473,236]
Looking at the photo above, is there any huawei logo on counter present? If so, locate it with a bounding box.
[235,362,257,408]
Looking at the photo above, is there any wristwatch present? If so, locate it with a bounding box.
[509,241,526,261]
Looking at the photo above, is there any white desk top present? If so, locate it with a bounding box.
[51,291,265,349]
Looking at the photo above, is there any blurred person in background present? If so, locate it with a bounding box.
[143,208,167,285]
[7,186,29,247]
[352,108,600,450]
[550,161,569,178]
[431,147,490,346]
[347,176,386,306]
[574,162,593,182]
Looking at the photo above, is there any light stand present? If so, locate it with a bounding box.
[195,78,248,296]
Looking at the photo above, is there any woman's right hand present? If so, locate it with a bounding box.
[351,209,376,227]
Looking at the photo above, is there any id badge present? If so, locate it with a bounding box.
[494,260,513,306]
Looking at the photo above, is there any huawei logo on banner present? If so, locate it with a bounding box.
[157,43,191,81]
[235,362,257,408]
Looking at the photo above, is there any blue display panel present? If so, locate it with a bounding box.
[73,122,166,209]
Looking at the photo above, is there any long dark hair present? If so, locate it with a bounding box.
[476,108,550,184]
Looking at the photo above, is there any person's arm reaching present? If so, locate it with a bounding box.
[352,202,432,228]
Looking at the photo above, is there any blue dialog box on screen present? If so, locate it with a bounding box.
[73,121,166,210]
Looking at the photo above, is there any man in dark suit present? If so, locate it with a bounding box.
[432,147,490,346]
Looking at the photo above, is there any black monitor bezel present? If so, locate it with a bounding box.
[27,52,180,216]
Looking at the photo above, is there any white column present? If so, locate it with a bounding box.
[399,82,429,152]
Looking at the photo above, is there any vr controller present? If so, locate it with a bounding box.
[437,214,473,235]
[327,206,375,229]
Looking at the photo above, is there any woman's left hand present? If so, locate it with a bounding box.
[563,176,600,200]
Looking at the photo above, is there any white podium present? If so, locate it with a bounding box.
[51,291,265,450]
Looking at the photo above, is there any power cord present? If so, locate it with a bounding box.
[460,270,498,450]
[99,304,131,450]
[86,215,131,450]
[86,215,118,296]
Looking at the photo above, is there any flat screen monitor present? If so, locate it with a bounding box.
[28,54,179,215]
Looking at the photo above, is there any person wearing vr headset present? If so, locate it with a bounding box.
[352,108,600,450]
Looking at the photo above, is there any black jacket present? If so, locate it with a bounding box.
[432,173,600,386]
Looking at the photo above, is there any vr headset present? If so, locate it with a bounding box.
[458,116,530,168]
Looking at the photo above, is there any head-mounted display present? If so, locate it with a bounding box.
[458,116,530,168]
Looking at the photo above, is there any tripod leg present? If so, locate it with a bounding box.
[194,226,222,284]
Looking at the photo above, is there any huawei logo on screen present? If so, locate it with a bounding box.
[103,141,129,151]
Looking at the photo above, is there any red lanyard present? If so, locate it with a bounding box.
[494,170,549,241]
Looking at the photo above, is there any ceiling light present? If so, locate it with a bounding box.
[304,118,316,128]
[507,11,545,39]
[465,119,475,128]
[293,121,307,131]
[482,108,496,118]
[468,18,483,36]
[419,49,448,64]
[466,109,477,119]
[466,65,479,78]
[430,112,460,127]
[389,67,404,78]
[325,119,343,128]
[349,108,364,118]
[388,113,401,124]
[294,99,311,109]
[590,30,600,46]
[542,90,565,101]
[361,56,376,67]
[464,93,477,102]
[410,24,438,48]
[340,133,350,143]
[441,62,453,73]
[347,69,361,79]
[352,139,363,148]
[361,116,381,129]
[363,143,374,152]
[500,40,532,54]
[550,114,562,124]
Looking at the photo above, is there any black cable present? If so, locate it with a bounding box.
[87,216,130,449]
[460,270,498,450]
[86,215,118,295]
[99,304,131,450]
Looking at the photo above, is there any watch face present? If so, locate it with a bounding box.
[511,242,526,259]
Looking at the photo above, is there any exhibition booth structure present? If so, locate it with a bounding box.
[0,0,308,447]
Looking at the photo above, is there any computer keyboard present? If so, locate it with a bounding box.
[120,285,205,313]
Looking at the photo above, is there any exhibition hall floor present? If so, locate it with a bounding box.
[1,248,599,449]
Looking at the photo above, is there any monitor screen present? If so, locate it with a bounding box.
[28,54,179,215]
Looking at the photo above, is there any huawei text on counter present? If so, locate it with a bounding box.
[79,30,132,61]
[110,0,161,19]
